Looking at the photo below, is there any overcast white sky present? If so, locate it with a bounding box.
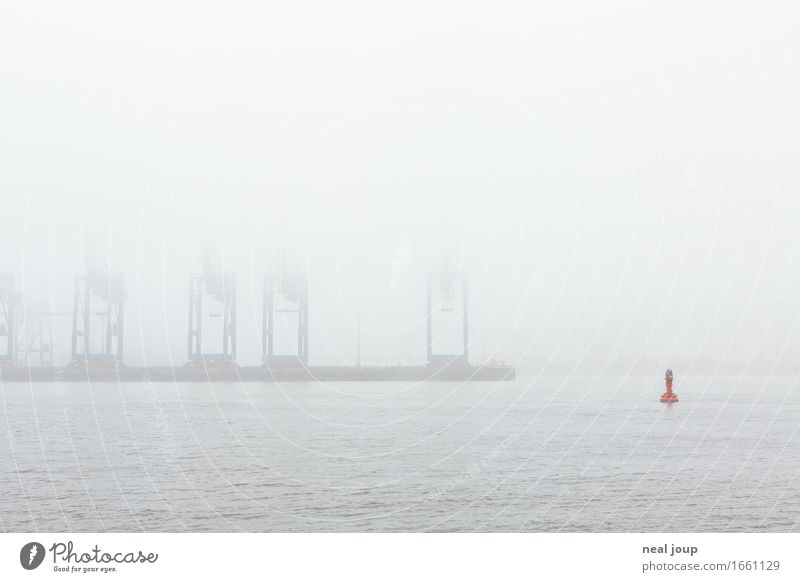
[2,1,800,371]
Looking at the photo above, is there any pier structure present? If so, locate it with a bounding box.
[0,275,17,365]
[187,247,237,364]
[71,251,124,365]
[17,302,58,367]
[262,270,308,365]
[1,253,515,382]
[426,264,469,367]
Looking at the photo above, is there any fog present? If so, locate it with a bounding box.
[2,1,799,372]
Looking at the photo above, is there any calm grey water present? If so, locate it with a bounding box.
[1,375,799,532]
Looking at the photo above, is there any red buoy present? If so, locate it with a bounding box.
[660,368,679,403]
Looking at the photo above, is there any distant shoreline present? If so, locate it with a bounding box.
[0,363,515,382]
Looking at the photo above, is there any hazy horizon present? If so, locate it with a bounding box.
[2,1,800,372]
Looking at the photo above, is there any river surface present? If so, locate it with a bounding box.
[1,374,799,532]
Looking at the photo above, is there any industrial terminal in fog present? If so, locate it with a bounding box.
[0,248,514,382]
